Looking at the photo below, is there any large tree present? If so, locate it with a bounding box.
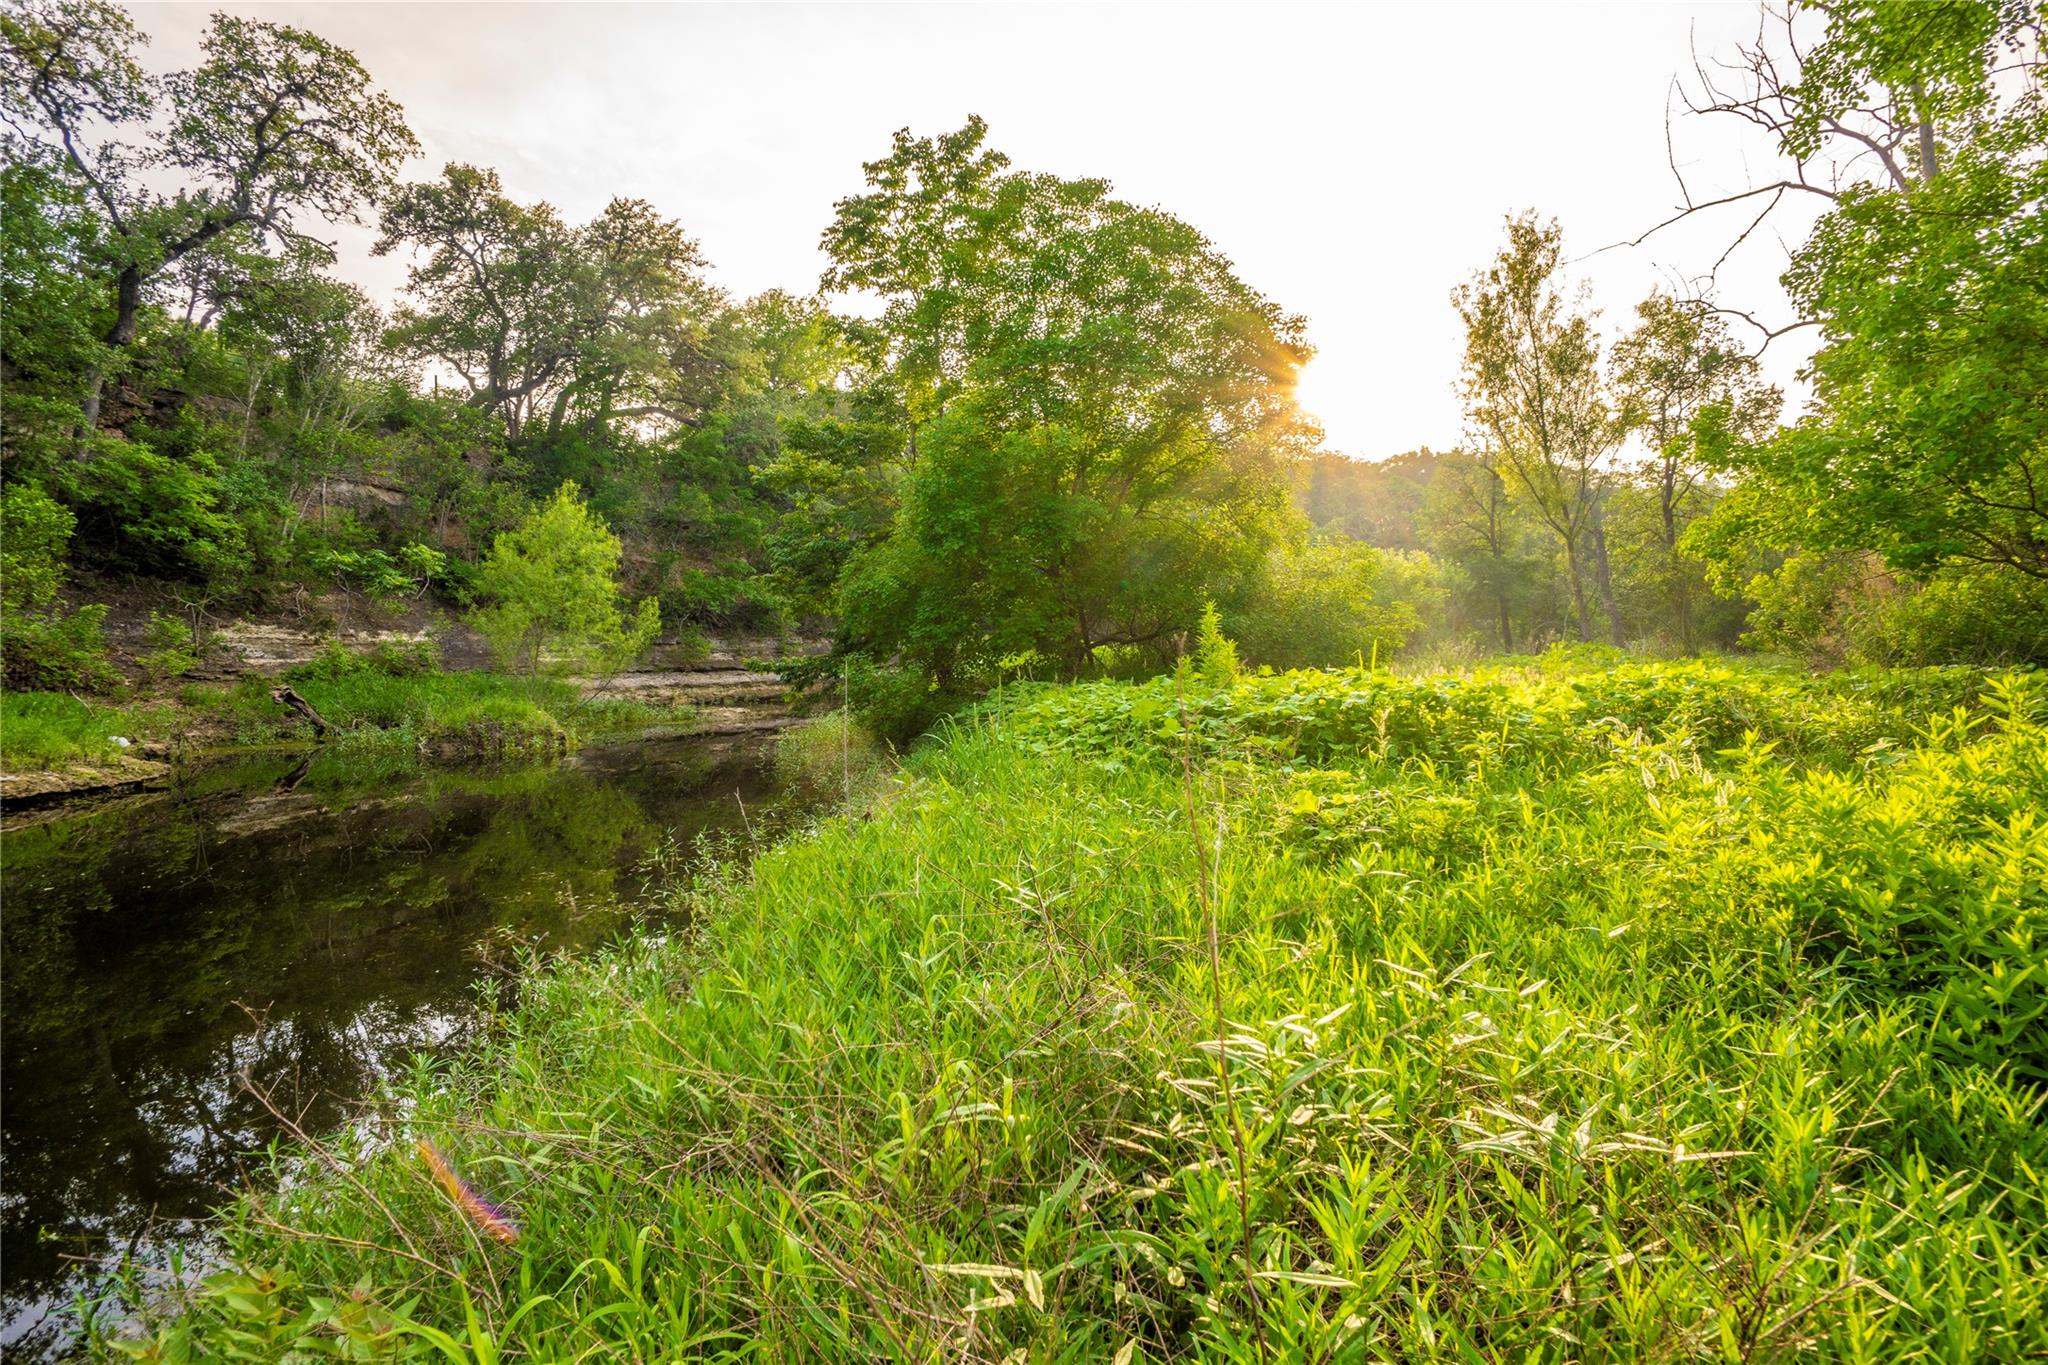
[1,0,417,428]
[377,165,721,443]
[1611,293,1780,648]
[824,119,1314,685]
[1455,213,1625,644]
[1660,1,2048,590]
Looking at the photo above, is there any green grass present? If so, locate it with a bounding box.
[4,653,694,775]
[185,657,696,757]
[112,659,2046,1361]
[0,691,168,769]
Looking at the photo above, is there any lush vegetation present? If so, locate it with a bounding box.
[3,644,693,769]
[0,688,167,769]
[2,1,2043,1360]
[7,1,2038,761]
[109,657,2045,1360]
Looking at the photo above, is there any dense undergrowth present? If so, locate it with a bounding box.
[1,644,692,770]
[112,659,2045,1361]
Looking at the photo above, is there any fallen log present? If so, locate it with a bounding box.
[271,685,331,738]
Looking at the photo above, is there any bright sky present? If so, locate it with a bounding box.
[129,1,1822,458]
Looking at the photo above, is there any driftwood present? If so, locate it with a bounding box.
[271,685,331,738]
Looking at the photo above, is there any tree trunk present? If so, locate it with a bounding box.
[77,264,145,447]
[1497,590,1514,653]
[105,263,143,348]
[271,686,331,738]
[1563,541,1592,642]
[1589,503,1625,647]
[80,363,105,440]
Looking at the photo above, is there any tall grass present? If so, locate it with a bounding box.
[115,660,2047,1361]
[0,691,167,769]
[774,710,893,805]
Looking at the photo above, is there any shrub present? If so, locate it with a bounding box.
[1228,535,1429,670]
[1191,599,1239,686]
[0,482,71,610]
[0,482,119,692]
[844,658,954,750]
[136,610,202,683]
[1740,552,2048,667]
[775,710,890,803]
[60,433,250,581]
[0,603,117,693]
[474,484,660,675]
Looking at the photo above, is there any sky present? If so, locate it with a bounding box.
[128,1,1825,459]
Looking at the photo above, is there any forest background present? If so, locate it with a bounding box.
[3,0,2043,747]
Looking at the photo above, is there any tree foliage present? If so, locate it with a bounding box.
[1677,0,2048,644]
[1455,213,1625,643]
[827,119,1316,688]
[2,0,416,367]
[474,483,660,675]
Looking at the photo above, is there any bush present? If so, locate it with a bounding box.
[775,710,890,803]
[59,433,250,581]
[1227,536,1429,671]
[287,638,439,684]
[0,482,119,692]
[474,484,660,675]
[0,482,71,610]
[137,610,202,684]
[0,603,118,693]
[844,658,955,750]
[1739,552,2048,667]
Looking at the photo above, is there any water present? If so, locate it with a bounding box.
[0,731,796,1359]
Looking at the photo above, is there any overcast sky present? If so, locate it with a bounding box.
[130,1,1822,458]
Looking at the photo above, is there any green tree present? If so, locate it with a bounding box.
[1611,293,1780,649]
[1455,213,1625,644]
[377,166,720,444]
[1665,1,2047,658]
[1,1,417,427]
[0,163,109,471]
[825,119,1314,688]
[1297,449,1446,549]
[474,483,659,675]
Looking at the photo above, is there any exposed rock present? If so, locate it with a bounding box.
[577,668,788,707]
[0,755,172,809]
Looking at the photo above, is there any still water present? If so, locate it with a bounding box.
[0,731,797,1358]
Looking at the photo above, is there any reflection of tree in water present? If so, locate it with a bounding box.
[0,735,781,1358]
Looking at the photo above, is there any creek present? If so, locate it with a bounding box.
[0,730,804,1358]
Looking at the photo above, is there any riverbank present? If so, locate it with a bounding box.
[106,658,2046,1360]
[0,630,825,804]
[0,662,696,803]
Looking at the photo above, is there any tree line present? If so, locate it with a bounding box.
[3,0,2042,740]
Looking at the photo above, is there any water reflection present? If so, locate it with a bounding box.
[0,733,788,1358]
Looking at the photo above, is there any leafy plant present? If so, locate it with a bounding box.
[473,484,660,676]
[127,659,2048,1361]
[0,482,118,692]
[136,609,202,683]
